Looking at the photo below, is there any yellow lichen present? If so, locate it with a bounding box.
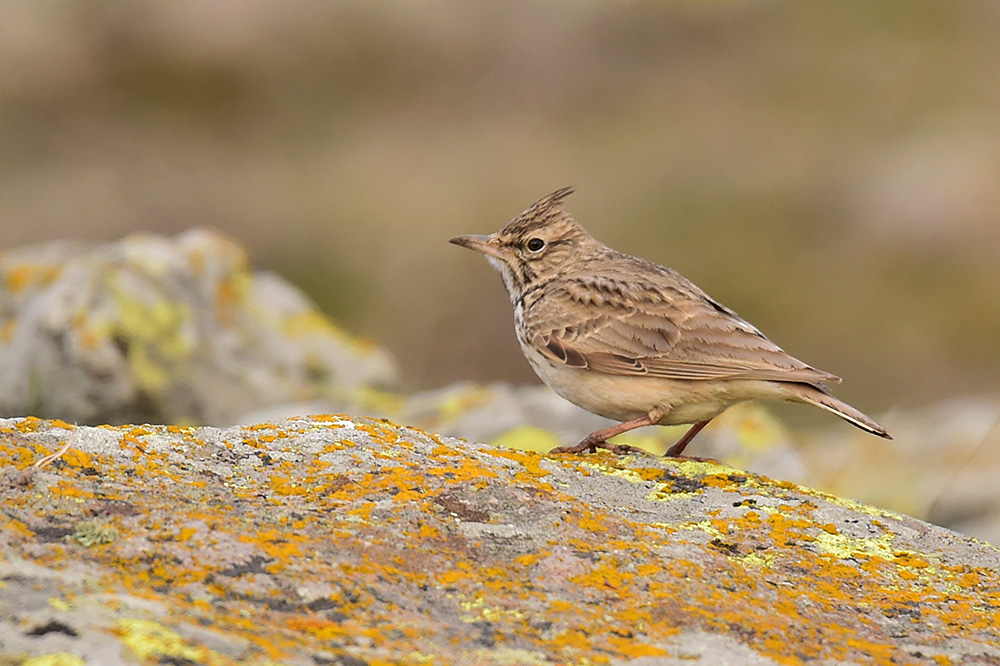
[811,530,896,560]
[114,618,232,665]
[2,418,997,666]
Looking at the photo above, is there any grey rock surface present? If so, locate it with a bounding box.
[246,382,1000,547]
[1,416,998,665]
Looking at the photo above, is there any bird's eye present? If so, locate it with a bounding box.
[526,238,545,252]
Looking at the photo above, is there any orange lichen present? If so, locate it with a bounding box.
[1,416,997,666]
[606,635,670,658]
[3,517,34,538]
[5,264,62,293]
[0,319,16,343]
[268,474,309,496]
[894,552,931,568]
[437,569,466,585]
[61,448,94,468]
[49,480,95,500]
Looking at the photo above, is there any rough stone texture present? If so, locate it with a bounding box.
[249,382,1000,546]
[246,383,811,486]
[0,230,398,426]
[1,417,998,665]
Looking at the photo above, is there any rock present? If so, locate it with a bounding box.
[1,416,998,665]
[0,230,398,425]
[389,384,1000,546]
[345,381,807,481]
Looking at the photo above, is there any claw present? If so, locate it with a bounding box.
[548,440,652,456]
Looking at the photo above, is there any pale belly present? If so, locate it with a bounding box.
[522,344,790,425]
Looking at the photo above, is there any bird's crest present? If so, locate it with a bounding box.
[499,186,577,237]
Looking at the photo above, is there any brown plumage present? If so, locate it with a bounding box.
[451,187,890,456]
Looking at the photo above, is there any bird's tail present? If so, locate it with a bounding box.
[786,384,892,439]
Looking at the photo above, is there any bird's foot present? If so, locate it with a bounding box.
[550,411,666,456]
[549,438,649,456]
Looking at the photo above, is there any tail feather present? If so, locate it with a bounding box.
[788,384,892,439]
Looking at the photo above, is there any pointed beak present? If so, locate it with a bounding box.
[449,234,506,261]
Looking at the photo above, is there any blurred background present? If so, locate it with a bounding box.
[1,2,998,532]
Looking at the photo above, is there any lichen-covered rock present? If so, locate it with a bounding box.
[251,382,810,482]
[0,230,398,425]
[1,417,997,665]
[366,382,1000,547]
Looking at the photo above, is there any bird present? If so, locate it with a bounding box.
[449,187,890,457]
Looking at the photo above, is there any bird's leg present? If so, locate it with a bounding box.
[549,409,664,456]
[663,419,712,458]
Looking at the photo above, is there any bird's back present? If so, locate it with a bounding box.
[522,247,840,387]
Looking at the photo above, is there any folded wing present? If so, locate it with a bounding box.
[525,261,839,386]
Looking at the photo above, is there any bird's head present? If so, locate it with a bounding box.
[450,187,595,300]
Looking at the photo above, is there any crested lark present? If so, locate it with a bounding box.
[450,187,891,456]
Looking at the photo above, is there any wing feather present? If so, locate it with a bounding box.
[524,260,839,386]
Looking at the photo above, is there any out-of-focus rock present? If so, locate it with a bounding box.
[0,229,398,425]
[800,395,1000,546]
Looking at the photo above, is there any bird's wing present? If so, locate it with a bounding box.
[523,266,840,385]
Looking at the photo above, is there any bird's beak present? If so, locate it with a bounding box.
[449,234,506,261]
